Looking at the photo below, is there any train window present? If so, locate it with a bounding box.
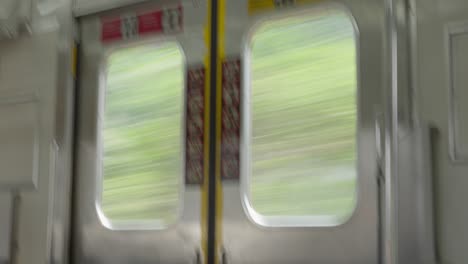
[100,42,183,226]
[247,11,357,225]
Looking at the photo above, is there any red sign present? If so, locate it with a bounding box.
[185,66,206,185]
[221,59,241,180]
[101,5,183,43]
[138,11,162,34]
[101,18,122,42]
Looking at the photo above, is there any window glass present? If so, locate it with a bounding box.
[101,43,183,225]
[249,11,357,223]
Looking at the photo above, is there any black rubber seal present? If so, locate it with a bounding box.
[207,0,219,263]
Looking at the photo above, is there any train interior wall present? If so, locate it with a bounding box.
[0,0,467,263]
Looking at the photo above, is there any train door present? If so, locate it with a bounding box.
[218,1,384,263]
[73,0,385,263]
[73,1,208,263]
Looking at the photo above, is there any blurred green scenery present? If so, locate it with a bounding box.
[101,11,357,224]
[102,43,183,224]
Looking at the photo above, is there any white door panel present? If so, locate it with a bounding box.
[220,1,383,263]
[74,1,207,263]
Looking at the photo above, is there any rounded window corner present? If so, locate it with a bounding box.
[97,40,185,228]
[242,7,359,228]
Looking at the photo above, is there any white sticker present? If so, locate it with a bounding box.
[162,8,182,33]
[120,13,139,40]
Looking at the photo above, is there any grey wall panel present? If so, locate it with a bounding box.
[447,25,468,162]
[414,0,468,263]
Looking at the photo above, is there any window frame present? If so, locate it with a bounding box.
[95,38,187,230]
[240,6,361,228]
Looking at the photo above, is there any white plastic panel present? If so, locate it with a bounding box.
[15,31,62,264]
[0,0,32,39]
[0,32,58,190]
[0,36,40,100]
[74,0,150,17]
[447,26,468,161]
[0,102,38,189]
[0,0,16,19]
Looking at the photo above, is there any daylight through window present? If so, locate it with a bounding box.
[248,11,358,225]
[101,42,183,226]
